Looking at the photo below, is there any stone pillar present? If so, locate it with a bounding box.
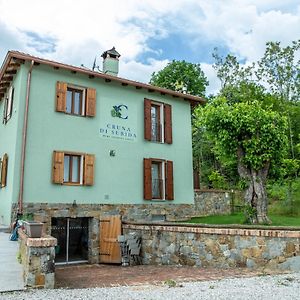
[19,230,57,289]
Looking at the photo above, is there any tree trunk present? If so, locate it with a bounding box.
[237,147,271,224]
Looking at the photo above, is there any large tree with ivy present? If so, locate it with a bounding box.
[195,98,288,224]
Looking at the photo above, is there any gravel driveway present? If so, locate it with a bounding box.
[1,273,300,300]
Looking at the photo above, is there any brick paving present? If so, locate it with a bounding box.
[55,264,288,289]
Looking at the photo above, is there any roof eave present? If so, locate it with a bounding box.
[0,51,206,104]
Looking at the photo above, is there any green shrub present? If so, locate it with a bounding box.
[208,170,228,190]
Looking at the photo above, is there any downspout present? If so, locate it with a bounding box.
[18,60,34,215]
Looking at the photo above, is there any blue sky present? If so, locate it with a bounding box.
[0,0,299,94]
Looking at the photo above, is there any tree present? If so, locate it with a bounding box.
[150,60,208,97]
[195,98,288,224]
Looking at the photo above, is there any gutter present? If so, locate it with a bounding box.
[18,60,34,215]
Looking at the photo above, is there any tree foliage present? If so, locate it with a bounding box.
[195,97,288,223]
[150,60,208,97]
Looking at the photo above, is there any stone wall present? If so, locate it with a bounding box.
[194,189,233,216]
[13,202,194,264]
[123,223,300,271]
[18,229,57,288]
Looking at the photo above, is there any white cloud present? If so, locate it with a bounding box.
[0,0,299,96]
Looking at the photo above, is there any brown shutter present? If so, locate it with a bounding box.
[164,104,172,144]
[165,160,174,200]
[86,88,96,117]
[144,99,152,141]
[144,158,152,200]
[1,154,8,187]
[56,82,67,112]
[52,151,64,184]
[84,154,95,186]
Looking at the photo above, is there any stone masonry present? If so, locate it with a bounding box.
[13,202,194,264]
[194,189,233,216]
[123,223,300,271]
[18,229,57,288]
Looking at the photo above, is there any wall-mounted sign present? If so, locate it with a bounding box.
[100,101,137,142]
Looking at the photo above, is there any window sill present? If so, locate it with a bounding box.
[62,182,83,186]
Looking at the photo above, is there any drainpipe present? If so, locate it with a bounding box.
[18,60,34,215]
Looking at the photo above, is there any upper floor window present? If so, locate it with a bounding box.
[52,151,95,186]
[143,158,174,200]
[144,98,172,144]
[56,82,96,117]
[3,86,14,124]
[66,87,84,116]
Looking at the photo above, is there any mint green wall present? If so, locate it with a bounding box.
[20,64,194,206]
[0,66,27,225]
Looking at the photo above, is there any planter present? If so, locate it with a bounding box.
[24,221,43,238]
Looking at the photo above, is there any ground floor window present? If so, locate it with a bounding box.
[52,151,95,186]
[144,158,174,200]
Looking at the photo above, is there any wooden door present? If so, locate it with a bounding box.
[99,215,122,264]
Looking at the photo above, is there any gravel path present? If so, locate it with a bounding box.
[1,273,300,300]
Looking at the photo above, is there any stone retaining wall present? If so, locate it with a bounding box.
[14,203,194,264]
[123,223,300,271]
[19,229,57,288]
[194,190,233,216]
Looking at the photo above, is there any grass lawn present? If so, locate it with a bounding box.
[186,212,300,227]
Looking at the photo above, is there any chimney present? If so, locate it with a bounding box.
[101,47,121,76]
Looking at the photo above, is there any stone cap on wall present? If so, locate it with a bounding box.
[123,222,300,238]
[18,229,57,247]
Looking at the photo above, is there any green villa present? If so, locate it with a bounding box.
[0,48,204,264]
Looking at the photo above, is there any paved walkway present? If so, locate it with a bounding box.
[0,232,24,292]
[55,264,288,289]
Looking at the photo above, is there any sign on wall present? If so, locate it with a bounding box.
[99,101,138,142]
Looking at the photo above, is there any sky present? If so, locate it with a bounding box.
[0,0,299,95]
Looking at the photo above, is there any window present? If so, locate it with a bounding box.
[143,158,173,200]
[66,87,84,115]
[144,98,172,144]
[3,86,14,124]
[52,151,95,186]
[56,82,96,117]
[63,154,83,184]
[0,154,8,188]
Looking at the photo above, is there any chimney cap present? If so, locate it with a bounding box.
[101,47,121,59]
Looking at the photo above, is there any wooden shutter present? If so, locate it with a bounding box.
[84,154,95,185]
[1,154,8,188]
[52,151,64,184]
[86,88,96,117]
[164,104,173,144]
[165,160,174,200]
[144,158,152,200]
[144,99,152,141]
[56,82,67,112]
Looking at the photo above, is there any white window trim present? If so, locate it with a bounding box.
[3,86,14,124]
[151,101,165,143]
[151,159,166,201]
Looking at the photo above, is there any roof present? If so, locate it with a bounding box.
[0,51,206,104]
